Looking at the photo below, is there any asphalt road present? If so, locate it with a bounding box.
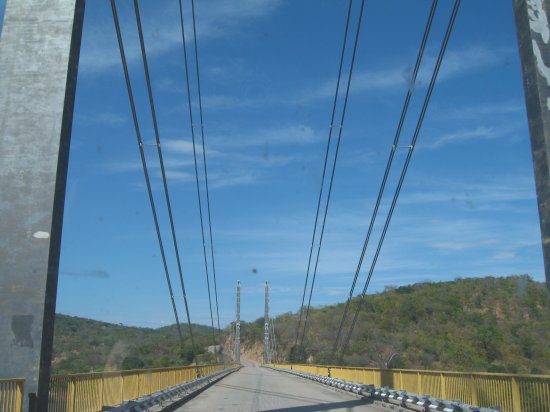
[174,360,384,412]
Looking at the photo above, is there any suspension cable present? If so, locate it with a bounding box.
[332,0,438,353]
[111,0,185,346]
[300,0,366,346]
[176,0,217,349]
[190,0,222,344]
[295,0,354,347]
[132,0,198,362]
[338,0,461,360]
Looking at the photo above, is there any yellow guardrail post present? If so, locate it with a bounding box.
[440,373,447,400]
[511,376,522,412]
[120,373,124,406]
[0,378,25,412]
[469,374,479,406]
[16,380,24,412]
[66,377,75,412]
[101,373,105,409]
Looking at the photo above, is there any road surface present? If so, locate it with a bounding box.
[175,360,383,412]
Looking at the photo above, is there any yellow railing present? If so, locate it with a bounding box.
[269,364,550,412]
[0,378,24,412]
[49,364,236,412]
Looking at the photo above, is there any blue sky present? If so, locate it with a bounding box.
[1,1,544,328]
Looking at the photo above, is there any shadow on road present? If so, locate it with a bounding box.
[215,382,326,404]
[216,382,372,410]
[260,398,373,411]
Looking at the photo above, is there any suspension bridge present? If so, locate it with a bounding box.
[2,0,550,411]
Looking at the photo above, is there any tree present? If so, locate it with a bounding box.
[289,345,307,363]
[122,356,145,370]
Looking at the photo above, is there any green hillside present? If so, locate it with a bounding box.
[53,276,550,375]
[240,275,550,374]
[52,315,222,374]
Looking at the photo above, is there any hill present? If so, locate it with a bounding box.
[237,275,550,374]
[52,315,223,374]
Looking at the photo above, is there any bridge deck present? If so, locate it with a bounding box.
[175,361,383,412]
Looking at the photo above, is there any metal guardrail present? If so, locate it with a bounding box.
[269,364,550,412]
[105,367,239,411]
[0,378,24,412]
[49,363,238,412]
[266,367,498,412]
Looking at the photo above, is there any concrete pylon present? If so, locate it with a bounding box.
[0,1,85,410]
[514,0,550,305]
[235,280,241,363]
[264,281,270,364]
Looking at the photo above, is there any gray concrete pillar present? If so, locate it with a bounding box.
[514,0,550,305]
[0,0,85,411]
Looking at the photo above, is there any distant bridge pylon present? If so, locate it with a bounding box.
[235,280,241,363]
[264,281,270,364]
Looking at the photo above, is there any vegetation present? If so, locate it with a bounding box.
[54,275,550,375]
[240,275,550,374]
[52,315,221,374]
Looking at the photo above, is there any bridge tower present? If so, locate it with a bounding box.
[235,280,241,363]
[264,281,270,364]
[514,0,550,305]
[0,1,85,410]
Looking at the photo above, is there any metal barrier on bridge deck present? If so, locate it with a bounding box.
[269,364,550,412]
[0,378,24,412]
[48,363,236,412]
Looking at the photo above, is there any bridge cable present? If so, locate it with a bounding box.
[337,0,461,361]
[111,0,185,346]
[190,0,223,345]
[294,0,354,347]
[300,0,366,347]
[132,0,198,362]
[332,0,438,354]
[177,0,218,350]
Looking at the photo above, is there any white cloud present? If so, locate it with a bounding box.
[432,239,497,251]
[296,45,509,103]
[296,66,407,103]
[163,139,203,155]
[443,101,524,121]
[210,125,317,149]
[192,0,282,39]
[424,125,515,149]
[208,168,258,189]
[102,124,316,190]
[494,251,516,260]
[434,45,505,82]
[162,156,196,169]
[400,175,536,208]
[163,170,194,183]
[79,0,282,74]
